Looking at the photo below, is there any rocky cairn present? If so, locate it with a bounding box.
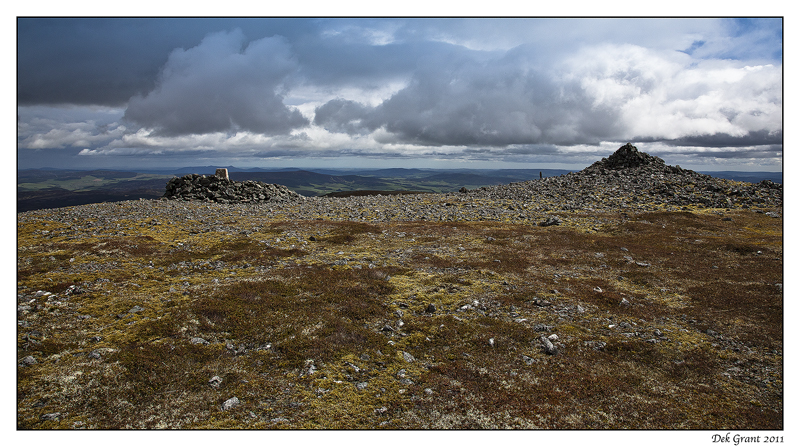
[470,143,782,210]
[163,170,305,204]
[584,142,677,172]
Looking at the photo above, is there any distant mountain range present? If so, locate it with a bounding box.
[17,167,782,212]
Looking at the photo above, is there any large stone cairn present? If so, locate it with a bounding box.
[469,143,782,210]
[582,142,680,174]
[163,170,305,204]
[574,143,782,208]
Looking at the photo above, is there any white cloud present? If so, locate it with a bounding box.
[123,29,308,136]
[17,106,127,150]
[558,44,782,142]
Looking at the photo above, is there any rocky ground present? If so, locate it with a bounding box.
[17,145,782,429]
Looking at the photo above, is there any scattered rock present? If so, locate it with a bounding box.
[20,356,37,366]
[40,412,61,421]
[425,303,436,314]
[539,335,558,355]
[221,397,240,411]
[584,341,607,351]
[209,376,223,389]
[538,216,562,227]
[304,359,318,375]
[190,337,209,345]
[401,351,416,363]
[531,298,551,307]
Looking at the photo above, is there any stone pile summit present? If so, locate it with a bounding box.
[466,143,782,211]
[163,169,305,204]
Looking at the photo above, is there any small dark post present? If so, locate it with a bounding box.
[539,171,543,179]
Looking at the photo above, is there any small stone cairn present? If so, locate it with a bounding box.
[163,169,305,204]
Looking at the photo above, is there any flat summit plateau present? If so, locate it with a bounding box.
[18,145,782,429]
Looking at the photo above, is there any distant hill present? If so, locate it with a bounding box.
[17,188,164,213]
[17,169,170,212]
[699,171,782,184]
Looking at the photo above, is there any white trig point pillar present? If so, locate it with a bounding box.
[215,168,229,180]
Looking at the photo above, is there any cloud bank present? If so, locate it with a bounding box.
[17,18,783,170]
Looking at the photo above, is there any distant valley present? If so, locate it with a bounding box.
[17,167,782,212]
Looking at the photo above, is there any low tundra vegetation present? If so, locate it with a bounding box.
[17,206,782,429]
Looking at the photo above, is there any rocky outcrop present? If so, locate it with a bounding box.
[163,173,305,204]
[470,143,782,211]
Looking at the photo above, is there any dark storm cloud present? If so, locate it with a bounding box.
[503,145,562,155]
[17,18,326,107]
[314,46,623,147]
[294,39,417,88]
[657,130,783,148]
[17,18,424,108]
[657,145,783,160]
[18,18,196,106]
[123,29,309,136]
[313,98,372,134]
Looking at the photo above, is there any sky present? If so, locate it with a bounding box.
[16,17,783,171]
